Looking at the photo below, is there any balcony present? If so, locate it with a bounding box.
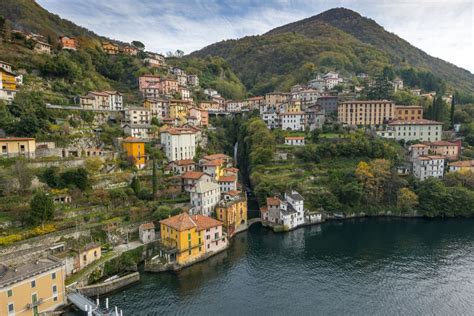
[26,298,44,309]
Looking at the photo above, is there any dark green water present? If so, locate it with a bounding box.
[106,218,474,315]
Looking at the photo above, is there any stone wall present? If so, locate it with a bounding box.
[77,272,140,297]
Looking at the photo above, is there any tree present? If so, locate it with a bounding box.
[130,176,141,195]
[152,156,157,199]
[40,167,61,188]
[397,188,419,212]
[84,157,103,174]
[450,93,456,129]
[131,41,145,50]
[13,160,33,193]
[60,168,89,190]
[30,191,54,227]
[367,74,392,100]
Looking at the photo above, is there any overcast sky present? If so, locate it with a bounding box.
[37,0,473,73]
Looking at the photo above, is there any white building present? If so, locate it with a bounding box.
[280,112,306,131]
[190,181,221,216]
[122,124,152,139]
[217,175,238,193]
[160,127,197,161]
[105,91,123,111]
[293,89,320,107]
[144,99,169,120]
[187,75,199,87]
[383,119,443,142]
[305,105,326,130]
[413,155,445,181]
[123,107,151,125]
[261,111,279,129]
[284,136,305,146]
[204,88,219,97]
[225,100,244,112]
[261,191,305,230]
[139,223,156,243]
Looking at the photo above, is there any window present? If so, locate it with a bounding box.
[53,285,57,294]
[8,303,14,314]
[31,280,36,288]
[52,272,56,280]
[7,289,12,297]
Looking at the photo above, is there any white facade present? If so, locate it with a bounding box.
[217,176,237,193]
[262,112,279,129]
[386,120,443,142]
[413,156,445,181]
[106,91,123,111]
[280,112,306,131]
[123,107,151,125]
[160,128,197,161]
[284,137,305,146]
[187,75,199,87]
[122,124,151,139]
[190,181,221,216]
[226,101,244,112]
[264,191,305,230]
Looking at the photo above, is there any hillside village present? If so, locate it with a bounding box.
[0,8,474,316]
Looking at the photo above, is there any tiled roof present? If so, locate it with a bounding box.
[203,153,231,160]
[140,222,155,230]
[202,159,225,167]
[181,171,205,180]
[285,137,305,140]
[425,141,458,147]
[267,197,280,206]
[449,160,474,167]
[389,119,442,126]
[416,155,445,161]
[224,167,239,173]
[160,213,222,232]
[226,190,241,197]
[218,175,236,182]
[409,144,428,148]
[171,159,195,166]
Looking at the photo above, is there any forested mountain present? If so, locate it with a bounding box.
[193,8,474,95]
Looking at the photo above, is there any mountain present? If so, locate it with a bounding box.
[0,0,97,38]
[192,8,474,95]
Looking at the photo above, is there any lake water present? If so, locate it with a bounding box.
[106,218,474,315]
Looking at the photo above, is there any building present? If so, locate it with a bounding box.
[265,92,291,109]
[74,243,101,272]
[280,112,306,131]
[284,136,305,146]
[0,137,36,159]
[202,154,232,167]
[261,191,305,230]
[59,36,77,50]
[386,119,443,142]
[139,222,156,243]
[123,107,151,125]
[104,91,123,111]
[316,96,338,114]
[189,107,208,127]
[80,91,111,111]
[122,137,146,169]
[294,89,319,107]
[160,78,179,95]
[168,159,196,175]
[123,46,139,56]
[33,41,52,54]
[217,175,238,193]
[143,98,169,120]
[169,100,190,124]
[159,213,227,266]
[215,191,248,237]
[338,100,395,126]
[179,86,191,101]
[395,105,423,121]
[102,42,120,55]
[408,144,429,161]
[305,105,326,130]
[424,140,460,161]
[122,124,152,139]
[144,52,166,68]
[190,181,221,216]
[413,155,445,180]
[225,100,244,112]
[199,101,220,112]
[0,61,17,102]
[392,78,404,92]
[139,75,161,97]
[181,171,212,192]
[261,111,279,129]
[244,96,265,111]
[449,160,474,173]
[160,127,197,161]
[0,256,66,316]
[200,159,225,180]
[187,75,199,87]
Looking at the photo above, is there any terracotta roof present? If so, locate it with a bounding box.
[389,119,443,126]
[181,171,205,180]
[449,160,474,167]
[267,197,280,206]
[140,222,155,230]
[0,137,35,141]
[410,144,428,148]
[416,155,445,161]
[340,100,393,104]
[164,128,197,135]
[260,206,268,212]
[123,136,144,143]
[224,167,239,173]
[89,91,110,97]
[285,136,305,140]
[160,213,222,232]
[218,175,236,182]
[171,159,195,166]
[226,190,241,197]
[202,159,225,167]
[395,105,423,109]
[203,153,231,160]
[425,141,458,147]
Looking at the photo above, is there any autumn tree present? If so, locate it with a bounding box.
[397,188,419,212]
[84,157,103,175]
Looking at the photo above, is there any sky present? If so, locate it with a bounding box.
[37,0,474,73]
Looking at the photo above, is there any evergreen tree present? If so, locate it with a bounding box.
[152,156,157,200]
[130,176,141,195]
[367,74,392,100]
[30,191,54,227]
[450,93,456,129]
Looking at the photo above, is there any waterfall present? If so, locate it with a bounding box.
[233,142,238,163]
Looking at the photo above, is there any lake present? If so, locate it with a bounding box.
[106,218,474,315]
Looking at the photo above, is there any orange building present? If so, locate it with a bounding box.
[102,42,120,55]
[122,137,146,169]
[59,36,78,50]
[395,105,423,120]
[338,100,395,126]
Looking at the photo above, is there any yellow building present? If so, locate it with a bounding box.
[74,243,101,273]
[338,100,395,126]
[0,62,17,91]
[160,213,225,265]
[169,100,190,124]
[0,256,66,316]
[215,190,248,237]
[395,105,424,121]
[449,160,474,173]
[122,137,146,169]
[286,100,302,113]
[102,42,120,55]
[0,137,36,159]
